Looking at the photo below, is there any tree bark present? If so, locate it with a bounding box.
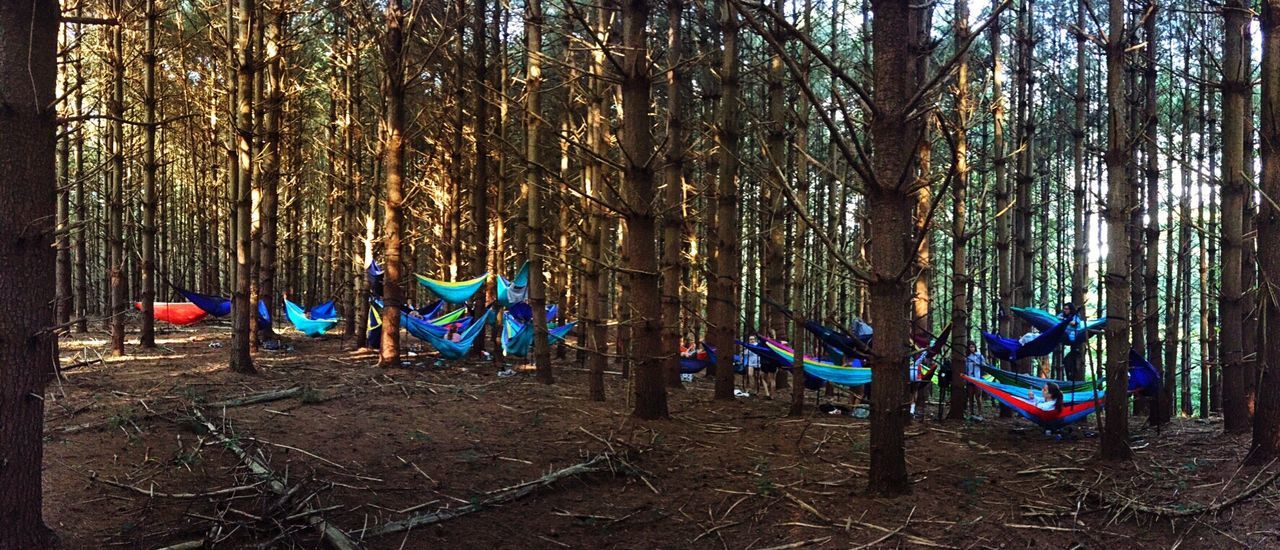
[108,0,127,356]
[0,0,58,544]
[865,0,924,496]
[259,4,285,344]
[378,0,408,367]
[1250,0,1280,464]
[947,0,971,421]
[230,0,257,373]
[708,0,742,401]
[526,0,553,383]
[1222,0,1251,433]
[662,0,688,389]
[1101,0,1132,461]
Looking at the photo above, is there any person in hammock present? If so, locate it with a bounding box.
[1029,382,1065,412]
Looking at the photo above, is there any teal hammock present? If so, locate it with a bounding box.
[283,298,340,337]
[497,261,530,307]
[501,313,575,357]
[414,273,488,304]
[413,308,493,360]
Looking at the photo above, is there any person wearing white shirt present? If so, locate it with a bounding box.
[963,342,987,419]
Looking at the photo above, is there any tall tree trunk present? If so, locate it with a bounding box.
[865,0,923,496]
[1142,0,1161,423]
[471,0,491,354]
[992,11,1011,342]
[1251,0,1280,464]
[1221,0,1251,433]
[378,0,408,367]
[0,0,58,544]
[57,123,72,327]
[622,0,668,419]
[947,0,971,421]
[583,0,610,400]
[1101,0,1131,461]
[259,4,285,343]
[708,0,741,401]
[109,0,126,356]
[1069,0,1087,382]
[661,0,688,389]
[762,0,787,391]
[526,0,553,383]
[230,0,257,373]
[73,13,88,333]
[139,0,159,348]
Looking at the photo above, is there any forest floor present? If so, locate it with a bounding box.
[42,325,1280,549]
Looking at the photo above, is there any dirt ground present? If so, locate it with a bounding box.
[39,325,1279,549]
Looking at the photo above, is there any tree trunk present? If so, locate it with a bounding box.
[865,0,924,496]
[1222,0,1251,433]
[230,0,257,373]
[947,0,971,421]
[1069,0,1087,382]
[662,0,688,389]
[583,0,610,401]
[1142,0,1161,424]
[708,0,741,401]
[471,0,491,354]
[1250,0,1280,464]
[0,0,58,544]
[1101,0,1131,461]
[622,0,668,420]
[378,0,408,367]
[526,0,553,383]
[109,0,127,356]
[259,5,285,344]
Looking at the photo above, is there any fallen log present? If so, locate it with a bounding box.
[190,408,359,550]
[208,385,304,408]
[360,453,622,538]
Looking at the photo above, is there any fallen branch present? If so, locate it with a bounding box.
[360,453,623,538]
[91,474,262,499]
[59,357,104,373]
[189,408,360,550]
[208,386,304,408]
[757,536,834,550]
[1099,465,1280,518]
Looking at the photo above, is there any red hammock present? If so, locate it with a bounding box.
[137,302,209,326]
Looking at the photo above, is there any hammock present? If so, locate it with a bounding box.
[762,337,872,387]
[428,306,468,326]
[1011,306,1107,346]
[802,320,868,360]
[501,314,576,357]
[309,301,337,320]
[497,261,530,307]
[137,302,209,325]
[982,314,1074,362]
[508,302,558,323]
[401,311,475,340]
[174,285,270,329]
[679,344,718,374]
[414,308,493,360]
[283,298,340,337]
[174,286,232,317]
[737,339,791,370]
[366,306,382,349]
[368,260,385,298]
[414,273,488,304]
[980,364,1098,392]
[962,374,1104,430]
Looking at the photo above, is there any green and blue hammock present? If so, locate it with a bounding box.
[497,261,530,307]
[283,298,341,337]
[406,308,493,360]
[414,272,488,304]
[1011,306,1106,346]
[980,364,1098,392]
[964,349,1160,430]
[500,313,575,357]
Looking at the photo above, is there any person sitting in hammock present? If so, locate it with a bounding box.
[1030,382,1065,412]
[445,323,463,344]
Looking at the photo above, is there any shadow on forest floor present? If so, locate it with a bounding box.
[42,325,1277,549]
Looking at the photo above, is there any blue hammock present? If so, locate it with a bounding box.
[368,260,385,298]
[284,298,340,337]
[1012,307,1107,346]
[402,312,474,341]
[501,314,575,357]
[679,344,718,374]
[415,273,488,304]
[982,314,1074,362]
[174,286,232,317]
[979,364,1098,392]
[803,320,868,360]
[416,308,493,360]
[497,261,530,307]
[309,300,337,320]
[174,285,270,329]
[737,339,791,370]
[1128,349,1161,395]
[508,302,558,323]
[762,337,872,387]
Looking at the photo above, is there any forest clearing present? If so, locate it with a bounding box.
[42,326,1280,548]
[7,0,1280,547]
